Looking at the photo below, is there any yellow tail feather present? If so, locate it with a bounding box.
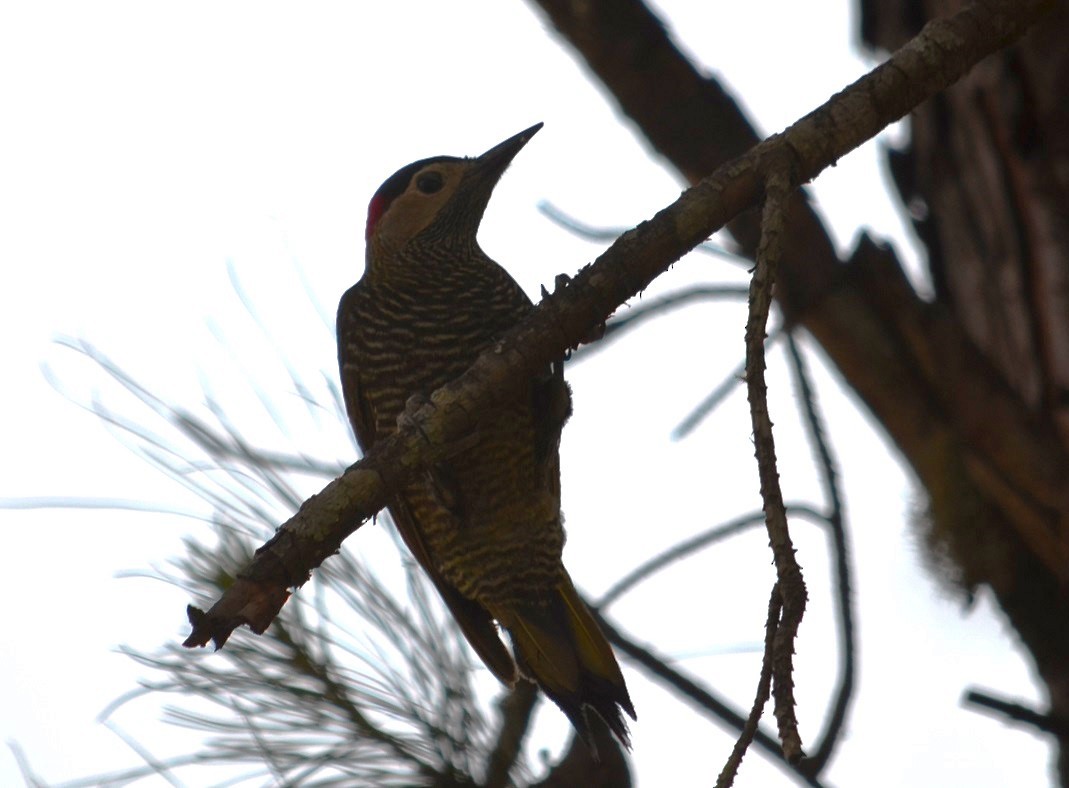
[496,574,635,749]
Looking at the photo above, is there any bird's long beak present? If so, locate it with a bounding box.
[474,122,543,179]
[443,123,542,239]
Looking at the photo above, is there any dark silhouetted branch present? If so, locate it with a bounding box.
[539,201,746,263]
[570,284,750,363]
[593,612,824,788]
[716,586,782,788]
[484,683,539,788]
[964,689,1069,736]
[531,719,632,787]
[671,325,783,440]
[746,160,806,762]
[597,504,829,609]
[785,333,856,777]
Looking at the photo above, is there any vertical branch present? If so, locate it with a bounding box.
[716,584,783,788]
[745,157,808,762]
[484,683,539,788]
[593,612,825,787]
[785,332,856,775]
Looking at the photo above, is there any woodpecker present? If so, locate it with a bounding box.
[337,123,635,747]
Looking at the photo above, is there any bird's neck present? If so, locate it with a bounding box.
[365,239,496,291]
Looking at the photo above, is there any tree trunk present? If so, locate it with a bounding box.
[862,0,1069,779]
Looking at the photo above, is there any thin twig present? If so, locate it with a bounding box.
[570,284,750,363]
[484,683,539,788]
[269,619,425,767]
[785,332,855,776]
[716,585,782,788]
[672,325,783,440]
[597,504,829,608]
[0,496,205,518]
[593,612,823,788]
[538,201,747,264]
[963,689,1069,736]
[99,718,185,788]
[746,160,806,762]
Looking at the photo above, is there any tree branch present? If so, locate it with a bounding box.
[963,688,1069,736]
[716,586,782,788]
[672,324,784,441]
[538,201,745,264]
[746,159,807,761]
[593,612,823,788]
[184,0,1053,649]
[484,683,539,788]
[785,333,856,776]
[597,504,829,609]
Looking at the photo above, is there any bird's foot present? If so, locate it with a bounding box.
[398,393,480,457]
[397,392,433,433]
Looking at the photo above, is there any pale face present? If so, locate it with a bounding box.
[367,159,470,258]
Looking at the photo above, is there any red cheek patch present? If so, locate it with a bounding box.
[366,194,388,240]
[365,155,453,242]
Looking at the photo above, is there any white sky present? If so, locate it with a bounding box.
[0,1,1053,785]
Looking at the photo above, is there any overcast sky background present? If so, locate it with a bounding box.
[0,1,1054,785]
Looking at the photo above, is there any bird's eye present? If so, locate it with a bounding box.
[416,171,444,194]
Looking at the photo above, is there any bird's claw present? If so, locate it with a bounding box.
[397,393,433,432]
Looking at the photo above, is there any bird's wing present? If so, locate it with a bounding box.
[531,358,572,485]
[338,291,517,685]
[387,495,519,686]
[337,288,379,451]
[341,363,517,685]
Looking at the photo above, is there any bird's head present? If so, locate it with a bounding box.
[363,123,542,270]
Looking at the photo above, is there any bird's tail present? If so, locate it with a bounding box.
[498,573,635,749]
